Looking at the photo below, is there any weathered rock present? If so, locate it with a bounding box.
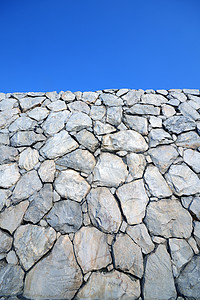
[40,130,78,159]
[126,104,160,115]
[61,90,76,102]
[116,179,149,224]
[149,116,162,127]
[144,165,172,198]
[68,100,90,114]
[19,96,45,112]
[10,131,45,147]
[19,147,39,171]
[12,170,42,202]
[90,105,106,120]
[189,196,200,220]
[179,101,200,120]
[42,111,70,135]
[141,93,167,105]
[149,128,173,147]
[94,121,116,135]
[93,153,128,187]
[0,189,11,211]
[75,129,99,152]
[163,116,196,134]
[65,112,92,131]
[9,116,36,132]
[0,145,18,164]
[183,149,200,173]
[87,187,122,233]
[56,149,96,174]
[23,235,82,299]
[54,169,90,201]
[74,226,112,273]
[0,108,19,129]
[0,163,20,188]
[6,250,18,265]
[193,221,200,247]
[0,201,29,234]
[47,100,67,111]
[27,107,49,121]
[165,163,200,196]
[24,184,53,224]
[0,263,24,296]
[102,130,148,152]
[143,244,177,299]
[0,230,12,253]
[113,234,143,278]
[106,106,122,126]
[100,94,123,106]
[168,91,187,102]
[123,115,148,135]
[81,91,98,104]
[126,153,146,179]
[14,224,56,270]
[176,131,200,149]
[144,199,192,238]
[126,223,154,254]
[149,145,178,173]
[177,255,200,299]
[162,104,176,117]
[46,200,82,234]
[38,160,56,182]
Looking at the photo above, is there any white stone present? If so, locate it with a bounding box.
[42,111,70,135]
[38,160,56,182]
[19,96,45,112]
[61,90,76,102]
[189,196,200,220]
[0,163,20,188]
[126,153,146,179]
[162,104,176,117]
[6,250,18,265]
[47,100,67,111]
[65,112,92,131]
[141,94,167,105]
[183,149,200,173]
[149,116,162,127]
[19,148,39,171]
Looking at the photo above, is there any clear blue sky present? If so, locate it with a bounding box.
[0,0,200,93]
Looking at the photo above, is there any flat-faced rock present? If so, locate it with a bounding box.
[14,224,56,270]
[74,226,112,273]
[19,147,39,171]
[123,115,148,135]
[56,149,96,174]
[149,128,173,147]
[113,234,143,278]
[81,91,98,104]
[75,129,99,152]
[179,101,200,120]
[9,116,36,132]
[0,163,20,188]
[42,110,70,135]
[90,105,106,120]
[183,149,200,173]
[141,93,167,105]
[122,90,143,105]
[87,187,122,233]
[194,221,200,247]
[165,163,200,196]
[0,145,18,164]
[116,179,149,225]
[6,250,18,265]
[27,107,49,121]
[126,153,146,179]
[144,199,192,238]
[175,131,200,149]
[40,130,78,159]
[93,153,128,187]
[23,235,82,300]
[126,223,155,254]
[12,170,42,202]
[100,93,123,106]
[55,169,90,201]
[68,100,90,114]
[47,100,67,111]
[126,104,160,115]
[61,90,76,102]
[163,116,196,134]
[144,165,172,198]
[149,145,179,173]
[0,230,12,254]
[0,201,29,234]
[38,160,56,182]
[162,104,176,117]
[46,200,82,234]
[19,96,45,112]
[143,244,177,299]
[65,112,92,131]
[189,196,200,220]
[0,189,11,211]
[10,131,45,147]
[0,263,24,296]
[94,121,116,135]
[106,106,122,126]
[102,130,148,152]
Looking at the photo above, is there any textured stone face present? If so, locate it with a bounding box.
[0,163,20,188]
[0,263,25,296]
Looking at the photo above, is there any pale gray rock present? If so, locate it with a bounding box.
[65,112,92,131]
[38,160,55,182]
[141,93,167,105]
[183,149,200,173]
[183,88,199,95]
[179,101,200,120]
[56,149,96,174]
[123,115,148,135]
[113,234,143,278]
[23,235,82,300]
[100,93,123,106]
[90,105,106,120]
[10,131,45,147]
[181,196,193,209]
[94,121,116,135]
[14,224,56,270]
[157,89,168,95]
[126,104,160,115]
[40,130,78,159]
[81,91,98,103]
[194,221,200,247]
[47,100,67,111]
[87,187,122,233]
[42,110,70,135]
[168,91,187,102]
[126,223,155,254]
[149,116,162,127]
[0,163,20,188]
[144,165,172,198]
[177,255,200,298]
[126,153,146,179]
[19,147,39,171]
[0,108,19,129]
[68,100,90,114]
[54,169,90,201]
[46,200,82,234]
[27,107,49,121]
[0,230,12,254]
[6,250,18,265]
[116,88,129,97]
[0,263,24,296]
[61,90,76,102]
[9,116,36,132]
[0,189,11,211]
[102,130,148,152]
[24,184,53,224]
[75,129,99,152]
[163,116,196,134]
[162,104,176,117]
[189,196,200,220]
[0,98,17,110]
[0,145,18,164]
[74,226,112,273]
[93,153,128,187]
[149,128,173,147]
[176,131,200,149]
[144,199,192,238]
[122,90,143,105]
[165,163,200,196]
[12,170,42,202]
[149,145,179,173]
[0,133,9,145]
[116,179,149,225]
[143,244,177,299]
[106,106,122,126]
[0,201,29,234]
[19,96,45,112]
[169,238,193,277]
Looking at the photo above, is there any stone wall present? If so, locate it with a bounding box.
[0,88,200,299]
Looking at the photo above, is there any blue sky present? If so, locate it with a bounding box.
[0,0,200,93]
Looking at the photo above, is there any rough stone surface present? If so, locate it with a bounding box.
[126,153,146,179]
[18,147,39,171]
[183,148,200,173]
[0,163,20,188]
[149,145,178,173]
[163,116,196,134]
[10,131,45,147]
[0,263,24,296]
[38,160,56,182]
[0,230,13,254]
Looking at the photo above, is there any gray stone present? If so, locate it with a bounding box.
[0,163,20,188]
[0,145,18,164]
[0,189,11,211]
[27,107,49,121]
[6,250,18,265]
[163,116,196,134]
[0,108,19,130]
[23,235,82,300]
[24,184,53,224]
[14,224,56,270]
[0,201,29,234]
[75,129,99,152]
[100,94,123,106]
[149,116,162,127]
[61,90,76,102]
[42,111,70,135]
[176,131,200,149]
[0,133,9,145]
[9,116,36,132]
[106,106,122,126]
[19,147,39,171]
[168,91,187,102]
[94,121,116,135]
[183,149,200,173]
[183,88,199,95]
[149,128,173,147]
[113,234,143,278]
[87,187,122,233]
[0,263,24,296]
[40,130,78,159]
[65,112,92,131]
[102,130,148,152]
[47,100,67,111]
[144,165,172,198]
[123,115,148,135]
[38,160,56,182]
[141,93,167,105]
[0,230,12,254]
[165,163,200,196]
[179,101,200,120]
[68,100,90,114]
[81,91,98,104]
[54,169,90,202]
[93,153,128,187]
[162,104,176,117]
[144,199,192,238]
[74,226,112,273]
[116,179,149,225]
[19,96,45,111]
[126,153,146,179]
[189,196,200,220]
[10,131,45,147]
[143,244,177,299]
[12,170,42,202]
[122,90,143,105]
[56,149,96,174]
[46,200,82,234]
[126,104,160,115]
[90,105,106,120]
[193,221,200,247]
